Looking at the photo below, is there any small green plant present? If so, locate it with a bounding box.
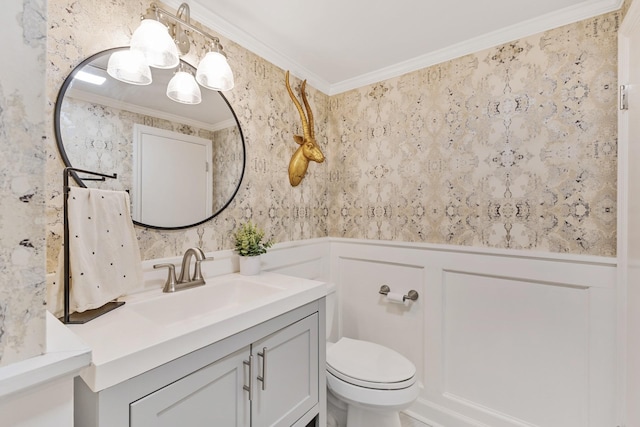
[233,221,273,257]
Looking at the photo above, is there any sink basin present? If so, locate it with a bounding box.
[131,277,286,325]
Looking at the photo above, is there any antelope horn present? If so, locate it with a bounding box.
[285,71,311,139]
[300,80,315,138]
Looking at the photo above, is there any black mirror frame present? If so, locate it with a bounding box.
[54,47,246,230]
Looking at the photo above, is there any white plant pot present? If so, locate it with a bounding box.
[239,255,261,275]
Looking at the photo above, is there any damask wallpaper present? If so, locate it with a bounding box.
[328,13,619,256]
[45,0,620,277]
[0,0,47,366]
[212,125,244,211]
[46,0,329,271]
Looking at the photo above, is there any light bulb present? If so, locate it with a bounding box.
[106,50,152,85]
[167,70,202,104]
[196,51,234,91]
[130,19,179,69]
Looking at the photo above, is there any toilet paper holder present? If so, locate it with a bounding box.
[379,285,419,302]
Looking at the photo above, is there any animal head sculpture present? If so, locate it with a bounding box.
[285,71,325,186]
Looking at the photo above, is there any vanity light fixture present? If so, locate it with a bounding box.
[196,40,234,91]
[130,17,180,69]
[167,64,202,104]
[107,49,152,85]
[108,2,235,104]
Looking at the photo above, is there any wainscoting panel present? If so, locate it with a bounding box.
[442,271,589,427]
[338,257,426,385]
[329,239,618,427]
[263,238,331,281]
[136,238,331,295]
[133,237,617,426]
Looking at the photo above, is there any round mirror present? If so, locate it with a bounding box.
[55,47,245,230]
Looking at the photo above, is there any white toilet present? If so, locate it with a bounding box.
[325,283,419,427]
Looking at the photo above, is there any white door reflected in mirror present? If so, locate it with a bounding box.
[54,47,246,230]
[133,124,212,227]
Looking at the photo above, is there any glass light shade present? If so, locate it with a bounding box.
[106,50,152,85]
[196,51,234,91]
[130,19,180,69]
[166,71,202,104]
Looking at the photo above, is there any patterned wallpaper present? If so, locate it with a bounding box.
[44,0,621,276]
[212,125,244,211]
[328,13,620,256]
[0,0,47,366]
[45,0,329,271]
[60,97,138,193]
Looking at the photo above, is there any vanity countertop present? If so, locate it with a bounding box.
[0,311,91,398]
[67,272,326,392]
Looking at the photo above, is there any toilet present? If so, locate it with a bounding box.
[325,283,419,427]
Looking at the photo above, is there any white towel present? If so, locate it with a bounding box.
[51,187,142,316]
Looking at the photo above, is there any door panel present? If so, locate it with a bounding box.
[130,347,250,427]
[252,314,319,427]
[133,124,212,227]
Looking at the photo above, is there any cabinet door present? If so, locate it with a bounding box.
[252,313,319,427]
[130,346,251,427]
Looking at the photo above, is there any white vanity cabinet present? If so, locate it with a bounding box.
[130,346,251,426]
[74,300,324,427]
[251,313,319,427]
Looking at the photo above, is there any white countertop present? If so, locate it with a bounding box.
[0,312,91,399]
[68,272,326,392]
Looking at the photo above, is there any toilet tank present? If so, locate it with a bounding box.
[326,283,337,340]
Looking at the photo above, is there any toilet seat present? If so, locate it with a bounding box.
[326,338,416,390]
[326,371,420,409]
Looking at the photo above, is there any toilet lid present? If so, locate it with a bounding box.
[326,338,416,390]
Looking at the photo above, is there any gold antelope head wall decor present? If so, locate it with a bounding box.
[285,71,325,186]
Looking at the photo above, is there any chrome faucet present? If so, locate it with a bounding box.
[153,247,212,293]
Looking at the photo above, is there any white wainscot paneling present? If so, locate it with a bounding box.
[330,239,617,427]
[443,272,588,426]
[338,258,425,385]
[134,238,616,427]
[263,238,331,281]
[135,238,331,295]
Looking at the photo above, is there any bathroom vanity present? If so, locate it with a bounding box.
[69,272,327,427]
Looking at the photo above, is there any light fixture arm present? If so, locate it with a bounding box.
[176,3,191,23]
[109,1,235,96]
[146,2,223,53]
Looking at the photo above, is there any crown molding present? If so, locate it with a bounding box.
[330,0,623,94]
[162,0,331,93]
[620,0,640,32]
[162,0,623,96]
[67,88,234,132]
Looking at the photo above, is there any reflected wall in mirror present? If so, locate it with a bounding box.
[55,47,246,229]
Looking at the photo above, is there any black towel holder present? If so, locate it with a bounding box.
[59,167,125,324]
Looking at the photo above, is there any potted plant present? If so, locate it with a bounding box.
[233,220,273,275]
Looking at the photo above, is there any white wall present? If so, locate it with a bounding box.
[618,0,640,424]
[60,237,619,427]
[277,238,617,427]
[254,238,618,426]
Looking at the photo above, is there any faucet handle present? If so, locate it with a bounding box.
[193,256,214,281]
[154,263,178,293]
